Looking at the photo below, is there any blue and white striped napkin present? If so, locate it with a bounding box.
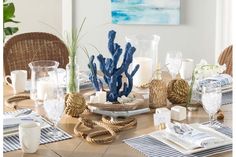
[3,109,72,153]
[123,121,232,157]
[197,74,232,89]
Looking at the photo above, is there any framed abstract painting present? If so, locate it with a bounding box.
[111,0,180,25]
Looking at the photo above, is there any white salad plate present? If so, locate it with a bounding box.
[149,123,232,155]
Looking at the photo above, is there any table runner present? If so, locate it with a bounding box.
[123,121,232,157]
[3,110,72,153]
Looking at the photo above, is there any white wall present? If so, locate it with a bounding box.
[8,0,221,71]
[11,0,62,37]
[73,0,217,71]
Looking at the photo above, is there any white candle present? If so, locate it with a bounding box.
[133,57,153,87]
[96,91,107,103]
[37,80,55,100]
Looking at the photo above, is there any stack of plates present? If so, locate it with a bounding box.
[196,74,233,94]
[196,84,232,94]
[149,123,232,155]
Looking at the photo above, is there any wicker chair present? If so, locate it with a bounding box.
[218,45,233,76]
[4,32,69,78]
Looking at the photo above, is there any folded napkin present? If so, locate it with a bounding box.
[197,74,232,90]
[3,113,41,129]
[4,117,22,129]
[3,111,49,136]
[165,123,224,150]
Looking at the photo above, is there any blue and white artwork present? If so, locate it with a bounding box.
[111,0,180,25]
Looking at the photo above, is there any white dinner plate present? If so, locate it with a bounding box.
[149,123,232,155]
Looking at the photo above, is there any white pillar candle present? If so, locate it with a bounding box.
[180,58,194,80]
[133,57,153,87]
[96,91,107,103]
[37,80,55,100]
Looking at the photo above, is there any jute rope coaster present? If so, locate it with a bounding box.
[5,95,30,109]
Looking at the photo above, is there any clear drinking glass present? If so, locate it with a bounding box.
[28,60,59,106]
[43,88,65,138]
[201,81,222,127]
[165,51,182,79]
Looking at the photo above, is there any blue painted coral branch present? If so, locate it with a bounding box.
[88,55,100,91]
[119,64,140,97]
[89,30,139,102]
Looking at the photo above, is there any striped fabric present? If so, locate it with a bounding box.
[124,121,232,157]
[3,109,72,153]
[4,126,72,153]
[4,109,32,116]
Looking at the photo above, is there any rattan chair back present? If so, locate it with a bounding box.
[4,32,69,78]
[218,45,233,76]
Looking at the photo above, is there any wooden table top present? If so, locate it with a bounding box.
[3,82,232,157]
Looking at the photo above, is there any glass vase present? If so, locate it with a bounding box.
[66,57,80,93]
[125,34,160,87]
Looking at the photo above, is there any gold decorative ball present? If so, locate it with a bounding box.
[167,79,190,104]
[65,93,86,118]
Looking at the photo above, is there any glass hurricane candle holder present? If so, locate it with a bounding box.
[28,60,59,106]
[125,34,160,87]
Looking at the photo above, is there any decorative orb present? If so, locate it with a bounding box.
[167,79,190,104]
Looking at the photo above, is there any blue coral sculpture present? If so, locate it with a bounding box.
[88,30,140,102]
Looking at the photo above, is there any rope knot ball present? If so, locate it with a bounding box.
[167,79,190,104]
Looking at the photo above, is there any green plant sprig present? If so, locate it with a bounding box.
[65,18,86,58]
[3,0,20,42]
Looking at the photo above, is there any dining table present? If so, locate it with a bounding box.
[3,72,232,157]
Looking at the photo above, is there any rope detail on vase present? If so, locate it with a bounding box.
[64,93,86,118]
